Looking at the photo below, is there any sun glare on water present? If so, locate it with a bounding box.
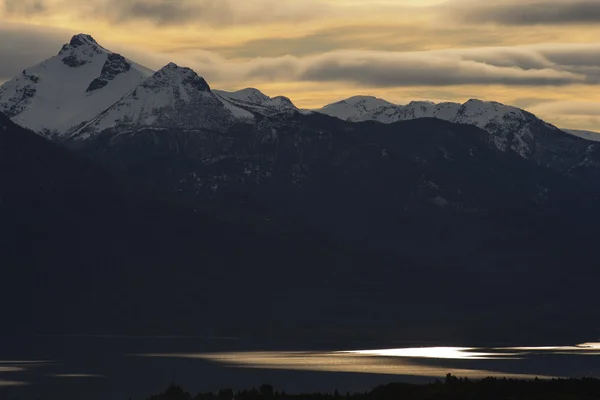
[341,347,509,360]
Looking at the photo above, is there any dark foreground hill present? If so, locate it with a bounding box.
[149,377,600,400]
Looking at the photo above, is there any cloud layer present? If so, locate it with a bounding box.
[297,49,583,87]
[144,43,600,89]
[1,0,328,26]
[455,0,600,25]
[2,26,600,91]
[3,0,45,14]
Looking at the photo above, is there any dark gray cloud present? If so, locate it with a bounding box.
[96,0,234,26]
[3,0,46,14]
[83,0,324,27]
[199,25,447,58]
[2,0,325,27]
[530,101,600,116]
[170,45,592,88]
[297,50,584,87]
[0,23,68,81]
[204,31,364,59]
[107,0,324,26]
[455,1,600,25]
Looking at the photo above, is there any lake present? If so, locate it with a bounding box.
[1,335,599,400]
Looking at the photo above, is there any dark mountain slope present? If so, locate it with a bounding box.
[70,112,600,259]
[0,113,412,343]
[66,112,600,343]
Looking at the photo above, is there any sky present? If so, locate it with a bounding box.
[1,0,600,130]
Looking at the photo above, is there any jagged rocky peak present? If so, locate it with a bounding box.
[59,33,105,67]
[59,33,102,54]
[69,34,100,48]
[144,62,211,92]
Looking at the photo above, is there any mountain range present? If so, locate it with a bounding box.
[3,34,598,145]
[2,34,600,343]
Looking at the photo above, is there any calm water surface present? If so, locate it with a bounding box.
[1,335,599,400]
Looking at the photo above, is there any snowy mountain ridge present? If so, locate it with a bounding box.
[214,88,298,121]
[315,96,566,157]
[316,96,464,124]
[0,32,593,155]
[72,62,236,139]
[0,33,302,139]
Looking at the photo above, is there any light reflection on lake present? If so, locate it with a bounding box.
[134,342,600,380]
[138,350,549,379]
[137,342,600,372]
[343,347,518,360]
[3,337,600,400]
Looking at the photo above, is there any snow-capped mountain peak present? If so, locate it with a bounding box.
[65,33,101,48]
[317,95,398,122]
[142,62,211,93]
[453,99,523,127]
[0,33,153,138]
[57,34,106,68]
